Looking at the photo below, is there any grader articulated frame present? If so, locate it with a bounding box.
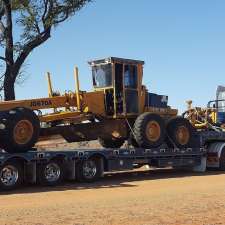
[0,57,196,153]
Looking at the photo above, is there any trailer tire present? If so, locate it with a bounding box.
[133,113,166,148]
[0,108,40,153]
[76,158,102,182]
[166,117,196,148]
[38,160,64,186]
[0,161,23,191]
[98,137,124,148]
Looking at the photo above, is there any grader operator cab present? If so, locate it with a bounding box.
[0,57,196,153]
[90,57,144,116]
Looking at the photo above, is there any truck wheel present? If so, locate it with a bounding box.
[133,113,166,148]
[76,158,102,182]
[1,108,40,153]
[98,137,124,148]
[0,161,23,190]
[166,117,196,148]
[38,160,64,186]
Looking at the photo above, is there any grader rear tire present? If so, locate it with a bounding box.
[129,132,140,148]
[0,108,40,153]
[166,117,196,148]
[133,113,166,148]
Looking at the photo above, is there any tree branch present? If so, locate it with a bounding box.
[14,27,51,77]
[3,0,14,65]
[42,0,54,29]
[54,12,69,24]
[0,72,5,80]
[0,56,6,61]
[42,0,50,23]
[0,21,6,34]
[26,4,41,35]
[0,2,5,18]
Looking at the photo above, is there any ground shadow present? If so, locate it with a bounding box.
[1,168,224,195]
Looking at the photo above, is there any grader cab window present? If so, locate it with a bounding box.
[92,64,112,88]
[124,65,138,89]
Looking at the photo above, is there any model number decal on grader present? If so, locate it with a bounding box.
[30,100,52,107]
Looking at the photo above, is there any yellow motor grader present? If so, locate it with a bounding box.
[0,57,196,153]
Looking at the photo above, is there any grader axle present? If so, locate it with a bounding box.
[0,57,196,153]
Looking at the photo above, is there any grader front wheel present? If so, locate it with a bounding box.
[13,119,34,145]
[0,108,40,153]
[133,113,166,148]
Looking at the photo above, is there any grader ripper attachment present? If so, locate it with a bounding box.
[183,86,225,131]
[0,57,196,153]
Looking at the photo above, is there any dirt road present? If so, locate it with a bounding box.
[0,169,225,225]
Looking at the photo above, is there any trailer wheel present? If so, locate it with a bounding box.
[38,160,64,186]
[133,113,166,148]
[98,137,124,148]
[1,108,40,153]
[76,158,102,182]
[0,161,23,190]
[166,117,196,148]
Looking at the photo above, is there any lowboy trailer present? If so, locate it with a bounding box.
[0,130,225,191]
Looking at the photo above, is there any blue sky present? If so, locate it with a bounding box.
[15,0,225,112]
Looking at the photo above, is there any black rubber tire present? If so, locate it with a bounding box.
[129,132,140,148]
[0,108,40,153]
[219,146,225,171]
[98,137,124,148]
[166,117,196,148]
[0,161,23,191]
[133,113,166,148]
[37,160,64,186]
[76,158,102,182]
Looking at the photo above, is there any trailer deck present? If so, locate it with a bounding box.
[0,130,225,191]
[0,146,205,190]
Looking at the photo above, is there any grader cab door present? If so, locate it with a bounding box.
[114,62,140,116]
[124,64,139,114]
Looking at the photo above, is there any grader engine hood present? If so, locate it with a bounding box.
[146,93,168,108]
